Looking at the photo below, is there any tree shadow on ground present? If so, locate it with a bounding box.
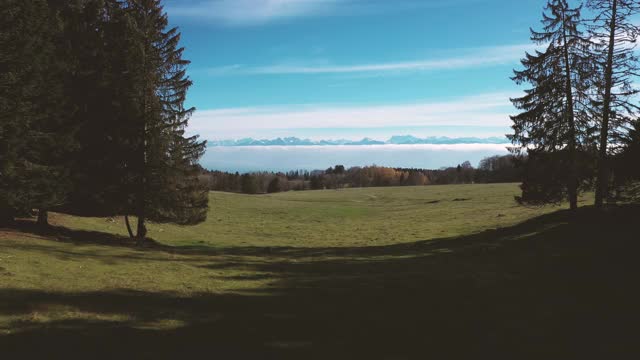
[1,205,639,358]
[4,219,142,246]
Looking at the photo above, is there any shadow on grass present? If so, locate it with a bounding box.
[1,205,640,358]
[3,219,158,247]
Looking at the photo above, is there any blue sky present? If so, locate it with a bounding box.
[163,0,545,141]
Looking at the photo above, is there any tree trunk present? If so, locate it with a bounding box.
[37,209,49,227]
[595,0,618,209]
[125,215,135,238]
[136,215,147,245]
[561,7,579,211]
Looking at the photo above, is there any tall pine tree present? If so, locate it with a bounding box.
[587,0,640,208]
[120,0,208,240]
[66,0,137,218]
[510,0,593,210]
[0,0,74,225]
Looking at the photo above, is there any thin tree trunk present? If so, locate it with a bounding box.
[136,73,148,245]
[136,214,147,244]
[136,10,150,246]
[561,8,579,211]
[125,215,135,238]
[37,209,49,227]
[595,0,618,209]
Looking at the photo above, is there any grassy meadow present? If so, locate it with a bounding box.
[50,183,573,248]
[1,183,639,358]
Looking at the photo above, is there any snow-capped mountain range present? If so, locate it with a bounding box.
[207,135,509,147]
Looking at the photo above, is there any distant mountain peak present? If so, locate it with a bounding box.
[207,135,509,147]
[388,135,422,144]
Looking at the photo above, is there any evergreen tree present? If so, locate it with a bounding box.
[0,0,74,225]
[586,0,640,207]
[119,0,208,240]
[67,0,143,218]
[623,120,640,183]
[267,177,280,193]
[241,174,258,194]
[1,0,207,234]
[611,119,640,199]
[625,120,640,168]
[510,0,593,210]
[0,0,37,222]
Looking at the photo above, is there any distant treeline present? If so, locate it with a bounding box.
[200,155,521,194]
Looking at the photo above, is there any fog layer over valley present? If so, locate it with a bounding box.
[201,144,510,172]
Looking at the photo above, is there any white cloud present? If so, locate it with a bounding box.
[166,0,479,26]
[204,43,540,76]
[187,92,517,139]
[166,0,342,26]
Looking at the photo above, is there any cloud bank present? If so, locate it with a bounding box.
[201,143,511,172]
[204,44,540,76]
[187,92,516,139]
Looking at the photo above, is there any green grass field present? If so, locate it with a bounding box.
[1,183,638,358]
[49,183,573,248]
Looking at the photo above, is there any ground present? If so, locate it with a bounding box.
[0,184,638,359]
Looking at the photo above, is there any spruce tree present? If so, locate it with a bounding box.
[586,0,640,208]
[66,0,137,218]
[0,0,34,222]
[267,177,280,193]
[0,0,73,225]
[120,0,208,240]
[612,119,640,198]
[510,0,592,210]
[623,120,640,183]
